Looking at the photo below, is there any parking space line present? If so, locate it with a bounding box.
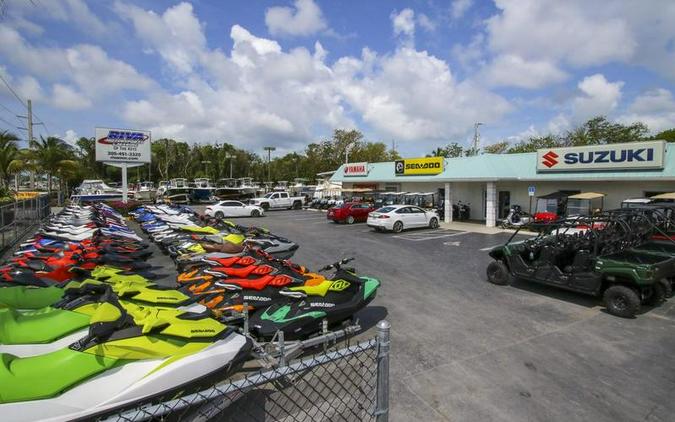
[480,244,504,251]
[293,217,328,221]
[392,231,469,241]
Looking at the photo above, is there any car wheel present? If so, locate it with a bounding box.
[644,282,666,306]
[659,278,673,299]
[603,285,640,318]
[346,215,355,225]
[392,221,403,233]
[261,203,269,211]
[429,217,439,229]
[215,211,224,219]
[486,260,511,285]
[251,209,261,217]
[293,201,302,210]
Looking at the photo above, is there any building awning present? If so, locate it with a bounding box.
[568,192,606,200]
[650,192,675,200]
[538,191,571,200]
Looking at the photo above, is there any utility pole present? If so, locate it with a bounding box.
[473,122,483,156]
[17,99,36,188]
[264,146,276,183]
[165,138,169,180]
[345,143,354,164]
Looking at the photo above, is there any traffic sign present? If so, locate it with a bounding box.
[528,186,536,197]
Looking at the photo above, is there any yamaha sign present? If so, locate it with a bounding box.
[344,162,369,177]
[536,141,666,172]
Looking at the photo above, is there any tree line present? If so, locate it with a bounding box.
[428,116,675,158]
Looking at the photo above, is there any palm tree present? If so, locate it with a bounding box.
[0,130,19,189]
[29,136,78,194]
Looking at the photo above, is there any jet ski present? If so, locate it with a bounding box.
[249,258,380,340]
[0,298,251,422]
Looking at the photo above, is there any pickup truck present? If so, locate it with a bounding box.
[249,192,304,210]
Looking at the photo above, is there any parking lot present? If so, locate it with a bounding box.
[196,207,675,421]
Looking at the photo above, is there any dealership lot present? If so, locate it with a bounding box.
[197,207,675,422]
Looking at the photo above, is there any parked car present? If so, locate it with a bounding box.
[205,200,264,218]
[327,202,376,224]
[367,205,439,233]
[249,191,304,210]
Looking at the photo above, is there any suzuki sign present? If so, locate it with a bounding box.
[95,127,151,164]
[344,162,369,176]
[395,157,444,176]
[536,141,666,172]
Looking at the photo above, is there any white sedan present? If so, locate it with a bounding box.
[367,205,439,233]
[205,200,265,218]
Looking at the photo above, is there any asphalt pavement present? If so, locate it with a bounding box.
[191,207,675,422]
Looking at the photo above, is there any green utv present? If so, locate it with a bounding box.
[486,212,675,318]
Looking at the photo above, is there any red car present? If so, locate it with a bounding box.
[327,202,376,224]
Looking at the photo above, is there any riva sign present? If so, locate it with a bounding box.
[536,141,666,172]
[344,162,369,176]
[95,127,151,164]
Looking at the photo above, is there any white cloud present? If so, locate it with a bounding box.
[417,13,436,32]
[619,89,675,133]
[265,0,328,37]
[5,0,110,37]
[572,74,623,122]
[391,9,415,41]
[484,54,568,89]
[51,84,92,110]
[450,0,473,20]
[62,129,79,145]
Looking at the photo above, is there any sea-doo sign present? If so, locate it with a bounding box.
[536,141,665,172]
[344,162,369,176]
[395,157,444,176]
[95,127,151,163]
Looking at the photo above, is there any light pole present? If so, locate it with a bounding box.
[345,143,355,164]
[473,122,483,155]
[201,160,212,179]
[263,146,276,183]
[224,154,234,179]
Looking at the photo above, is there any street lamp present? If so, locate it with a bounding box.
[263,146,276,183]
[224,154,234,179]
[345,143,355,164]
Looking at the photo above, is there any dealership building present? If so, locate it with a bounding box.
[330,141,675,227]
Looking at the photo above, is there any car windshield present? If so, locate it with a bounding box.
[376,206,395,213]
[264,193,274,198]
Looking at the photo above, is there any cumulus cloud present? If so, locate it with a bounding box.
[391,9,415,41]
[619,88,675,133]
[417,13,436,32]
[572,74,624,122]
[51,84,92,110]
[265,0,328,37]
[484,54,568,89]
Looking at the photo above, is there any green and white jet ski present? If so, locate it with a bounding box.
[0,298,251,422]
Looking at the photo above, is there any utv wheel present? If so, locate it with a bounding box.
[660,278,673,299]
[251,209,261,217]
[644,282,666,306]
[604,285,640,318]
[429,217,439,229]
[215,211,224,219]
[392,221,404,233]
[486,261,511,286]
[346,215,355,225]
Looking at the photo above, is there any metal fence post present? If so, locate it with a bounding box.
[13,200,18,241]
[375,320,390,422]
[1,204,4,249]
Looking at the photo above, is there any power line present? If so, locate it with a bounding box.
[0,72,26,108]
[0,102,19,117]
[0,114,18,130]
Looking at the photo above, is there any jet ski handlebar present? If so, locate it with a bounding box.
[318,257,355,272]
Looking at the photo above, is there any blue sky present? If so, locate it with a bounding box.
[0,0,674,157]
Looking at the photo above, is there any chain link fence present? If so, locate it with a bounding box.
[0,194,50,254]
[100,321,391,422]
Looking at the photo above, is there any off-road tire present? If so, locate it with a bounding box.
[346,215,355,224]
[604,285,640,318]
[644,282,666,306]
[215,211,224,219]
[261,203,270,211]
[429,217,439,229]
[292,201,302,210]
[660,278,673,299]
[251,209,261,217]
[486,260,511,286]
[392,221,403,233]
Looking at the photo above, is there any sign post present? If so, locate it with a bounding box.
[528,186,535,214]
[95,127,151,203]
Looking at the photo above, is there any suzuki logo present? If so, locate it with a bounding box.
[542,151,559,168]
